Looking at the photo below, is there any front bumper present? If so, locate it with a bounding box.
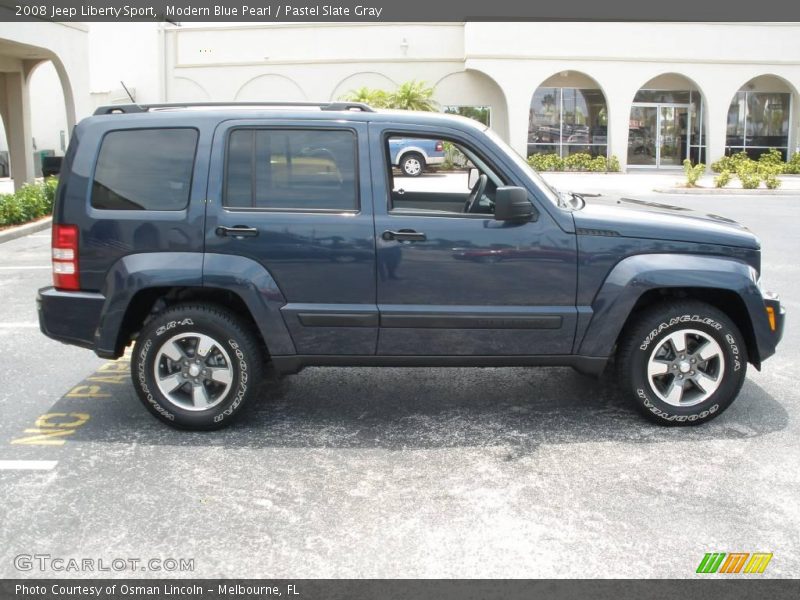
[37,286,105,352]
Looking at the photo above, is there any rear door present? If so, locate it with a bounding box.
[205,119,377,355]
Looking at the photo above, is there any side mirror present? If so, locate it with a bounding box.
[467,167,479,190]
[494,186,536,222]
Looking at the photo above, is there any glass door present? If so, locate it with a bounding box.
[629,103,691,168]
[659,105,689,167]
[628,106,658,167]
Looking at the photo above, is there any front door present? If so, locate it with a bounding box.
[205,119,378,355]
[370,124,578,356]
[628,104,691,168]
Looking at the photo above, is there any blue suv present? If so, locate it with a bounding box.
[38,101,785,430]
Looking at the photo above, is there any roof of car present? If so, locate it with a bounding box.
[87,101,488,133]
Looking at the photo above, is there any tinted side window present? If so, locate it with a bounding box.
[91,128,198,211]
[225,129,357,211]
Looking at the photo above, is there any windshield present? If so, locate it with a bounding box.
[484,128,562,207]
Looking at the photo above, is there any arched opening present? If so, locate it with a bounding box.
[27,60,69,177]
[528,71,608,159]
[234,74,306,102]
[434,69,509,140]
[628,73,706,169]
[726,75,795,160]
[329,72,397,102]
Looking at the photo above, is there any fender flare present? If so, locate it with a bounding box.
[576,254,767,361]
[94,252,294,357]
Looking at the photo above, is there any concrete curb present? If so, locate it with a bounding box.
[654,188,800,196]
[0,217,52,244]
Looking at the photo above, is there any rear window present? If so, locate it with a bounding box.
[224,128,357,211]
[91,128,198,211]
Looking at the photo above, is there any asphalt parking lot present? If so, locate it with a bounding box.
[0,191,797,578]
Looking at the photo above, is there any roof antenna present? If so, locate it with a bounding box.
[120,80,139,105]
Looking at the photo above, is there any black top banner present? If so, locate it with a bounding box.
[2,0,800,22]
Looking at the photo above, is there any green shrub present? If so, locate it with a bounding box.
[764,174,782,189]
[714,169,731,188]
[738,171,762,189]
[527,153,620,173]
[564,153,594,171]
[758,148,783,168]
[683,159,705,187]
[527,153,564,172]
[711,151,751,174]
[785,152,800,175]
[0,178,57,227]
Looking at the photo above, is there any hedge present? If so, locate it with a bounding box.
[0,178,58,227]
[527,152,621,173]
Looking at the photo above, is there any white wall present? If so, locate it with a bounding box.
[88,22,163,106]
[6,22,800,173]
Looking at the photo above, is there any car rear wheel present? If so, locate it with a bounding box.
[131,303,264,430]
[400,153,424,177]
[617,301,747,425]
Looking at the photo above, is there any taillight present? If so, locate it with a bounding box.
[435,141,444,152]
[52,224,80,290]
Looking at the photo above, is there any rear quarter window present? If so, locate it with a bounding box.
[91,128,198,211]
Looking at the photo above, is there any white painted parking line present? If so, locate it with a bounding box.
[0,323,40,328]
[0,460,58,471]
[0,266,51,270]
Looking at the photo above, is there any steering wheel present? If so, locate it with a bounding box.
[464,173,488,214]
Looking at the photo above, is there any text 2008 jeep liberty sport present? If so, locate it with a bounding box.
[38,102,785,430]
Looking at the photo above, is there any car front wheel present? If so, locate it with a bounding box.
[131,303,264,430]
[617,301,747,425]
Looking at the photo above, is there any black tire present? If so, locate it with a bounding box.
[617,301,747,426]
[400,152,425,177]
[131,303,264,430]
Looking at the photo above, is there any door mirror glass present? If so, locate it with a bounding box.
[494,186,535,222]
[467,167,479,190]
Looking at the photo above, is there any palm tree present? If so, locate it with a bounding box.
[387,80,438,111]
[341,87,390,108]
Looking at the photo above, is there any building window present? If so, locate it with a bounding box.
[726,91,791,160]
[528,88,608,158]
[442,105,491,127]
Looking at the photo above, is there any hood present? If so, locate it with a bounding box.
[572,196,760,250]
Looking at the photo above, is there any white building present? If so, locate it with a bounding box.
[1,21,799,187]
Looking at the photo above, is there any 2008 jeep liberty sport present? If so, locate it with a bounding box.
[37,102,785,430]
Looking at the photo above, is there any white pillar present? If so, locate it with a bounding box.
[3,71,35,190]
[604,81,638,172]
[704,89,733,171]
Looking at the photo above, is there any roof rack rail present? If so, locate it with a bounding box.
[93,101,375,115]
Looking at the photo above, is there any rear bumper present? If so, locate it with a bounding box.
[426,156,445,165]
[37,286,105,353]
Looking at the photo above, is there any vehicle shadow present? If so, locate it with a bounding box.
[51,363,789,451]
